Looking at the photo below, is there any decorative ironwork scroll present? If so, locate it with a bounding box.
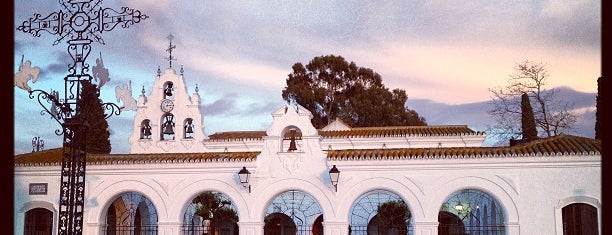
[16,1,147,234]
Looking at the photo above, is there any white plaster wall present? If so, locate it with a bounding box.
[15,154,600,235]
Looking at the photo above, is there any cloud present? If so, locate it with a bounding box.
[14,0,600,154]
[203,96,238,116]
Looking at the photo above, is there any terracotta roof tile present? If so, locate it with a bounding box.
[16,135,598,166]
[327,134,600,160]
[207,131,267,141]
[319,125,481,138]
[15,149,259,166]
[205,125,482,141]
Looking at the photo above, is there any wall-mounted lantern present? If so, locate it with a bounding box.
[238,166,251,193]
[329,165,340,192]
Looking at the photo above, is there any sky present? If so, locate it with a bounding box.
[13,0,601,154]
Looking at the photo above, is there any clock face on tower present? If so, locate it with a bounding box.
[161,99,174,112]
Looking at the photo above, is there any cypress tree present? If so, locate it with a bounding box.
[521,93,538,142]
[595,77,601,139]
[76,80,111,153]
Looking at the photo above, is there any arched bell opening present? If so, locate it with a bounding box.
[281,126,302,152]
[160,113,175,140]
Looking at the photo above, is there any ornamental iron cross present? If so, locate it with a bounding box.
[16,1,147,235]
[17,0,148,124]
[17,0,148,77]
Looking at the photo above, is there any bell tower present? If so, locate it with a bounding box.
[129,35,206,153]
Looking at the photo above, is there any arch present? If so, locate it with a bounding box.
[263,190,322,235]
[183,118,194,139]
[103,192,158,235]
[160,113,175,140]
[168,178,249,223]
[86,179,168,224]
[348,189,412,235]
[183,191,239,235]
[17,201,58,235]
[426,176,519,223]
[561,203,598,235]
[438,188,506,234]
[281,125,303,152]
[140,119,152,139]
[337,177,425,221]
[24,207,53,235]
[18,200,57,214]
[251,178,334,222]
[163,81,174,99]
[555,195,601,235]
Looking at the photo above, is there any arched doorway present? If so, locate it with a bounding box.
[24,208,53,235]
[104,192,158,235]
[562,203,598,235]
[183,191,238,235]
[349,189,412,235]
[264,190,323,235]
[438,189,505,235]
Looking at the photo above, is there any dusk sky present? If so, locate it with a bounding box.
[14,0,601,154]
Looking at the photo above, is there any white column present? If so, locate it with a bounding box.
[156,221,182,235]
[323,221,349,235]
[84,222,104,235]
[238,221,264,235]
[14,212,25,235]
[505,221,520,235]
[412,221,439,235]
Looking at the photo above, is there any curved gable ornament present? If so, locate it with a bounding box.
[267,103,317,137]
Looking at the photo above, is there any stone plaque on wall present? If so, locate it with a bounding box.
[29,183,48,195]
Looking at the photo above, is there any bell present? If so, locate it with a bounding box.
[143,127,152,136]
[185,125,193,134]
[163,124,174,135]
[288,139,297,151]
[287,129,298,151]
[165,84,173,97]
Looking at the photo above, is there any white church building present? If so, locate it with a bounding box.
[14,52,601,235]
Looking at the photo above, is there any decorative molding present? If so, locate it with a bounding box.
[138,140,153,150]
[181,139,196,150]
[157,140,176,152]
[278,152,303,174]
[496,174,519,195]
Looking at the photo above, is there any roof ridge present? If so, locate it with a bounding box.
[324,125,469,131]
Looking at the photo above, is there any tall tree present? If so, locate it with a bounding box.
[595,77,602,139]
[282,54,426,128]
[488,60,577,144]
[520,93,538,142]
[76,80,111,154]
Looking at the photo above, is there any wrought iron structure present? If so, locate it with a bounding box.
[32,136,45,152]
[16,1,147,234]
[104,191,158,235]
[349,189,413,235]
[264,190,323,235]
